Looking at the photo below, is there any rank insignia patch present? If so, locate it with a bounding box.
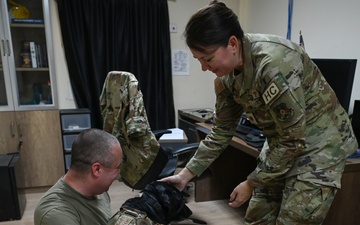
[274,103,294,122]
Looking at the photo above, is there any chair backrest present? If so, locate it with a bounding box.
[125,146,168,190]
[100,71,165,189]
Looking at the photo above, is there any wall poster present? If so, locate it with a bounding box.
[172,49,190,75]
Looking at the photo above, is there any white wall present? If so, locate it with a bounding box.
[50,0,360,119]
[50,0,76,109]
[168,0,239,120]
[239,0,360,113]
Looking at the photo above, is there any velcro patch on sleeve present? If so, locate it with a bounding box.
[262,81,282,105]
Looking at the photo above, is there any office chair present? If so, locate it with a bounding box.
[100,71,199,190]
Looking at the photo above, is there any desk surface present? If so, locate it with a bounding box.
[196,122,260,157]
[196,122,360,166]
[178,109,214,122]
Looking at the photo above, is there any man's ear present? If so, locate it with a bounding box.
[91,162,102,177]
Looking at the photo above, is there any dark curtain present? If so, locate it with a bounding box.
[57,0,175,130]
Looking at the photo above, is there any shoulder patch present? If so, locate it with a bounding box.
[262,81,281,105]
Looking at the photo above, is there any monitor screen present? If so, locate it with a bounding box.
[311,58,357,112]
[352,100,360,145]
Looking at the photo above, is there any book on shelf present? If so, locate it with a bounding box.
[29,41,38,68]
[23,41,48,68]
[36,44,42,68]
[11,18,44,24]
[41,44,48,68]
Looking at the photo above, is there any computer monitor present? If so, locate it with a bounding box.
[352,100,360,146]
[311,58,357,112]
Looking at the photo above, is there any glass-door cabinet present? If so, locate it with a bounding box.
[0,0,57,111]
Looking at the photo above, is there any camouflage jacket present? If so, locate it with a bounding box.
[186,34,358,188]
[100,71,160,187]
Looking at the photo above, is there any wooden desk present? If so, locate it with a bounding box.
[195,122,360,225]
[194,122,258,202]
[178,109,213,143]
[196,122,259,158]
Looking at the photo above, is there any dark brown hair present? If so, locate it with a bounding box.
[184,0,244,54]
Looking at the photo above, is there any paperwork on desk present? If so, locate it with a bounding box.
[159,128,187,142]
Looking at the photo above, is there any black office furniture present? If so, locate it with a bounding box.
[0,153,26,221]
[60,109,92,172]
[351,100,360,147]
[312,58,357,113]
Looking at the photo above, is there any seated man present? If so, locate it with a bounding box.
[34,128,123,225]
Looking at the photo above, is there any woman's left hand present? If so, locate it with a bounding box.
[228,180,253,208]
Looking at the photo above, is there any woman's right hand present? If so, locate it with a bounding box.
[159,167,195,191]
[229,180,253,208]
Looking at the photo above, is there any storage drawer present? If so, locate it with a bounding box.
[61,113,91,132]
[62,134,78,151]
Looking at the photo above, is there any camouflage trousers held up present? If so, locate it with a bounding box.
[244,175,338,225]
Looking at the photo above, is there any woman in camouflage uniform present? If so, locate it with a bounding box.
[161,1,357,224]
